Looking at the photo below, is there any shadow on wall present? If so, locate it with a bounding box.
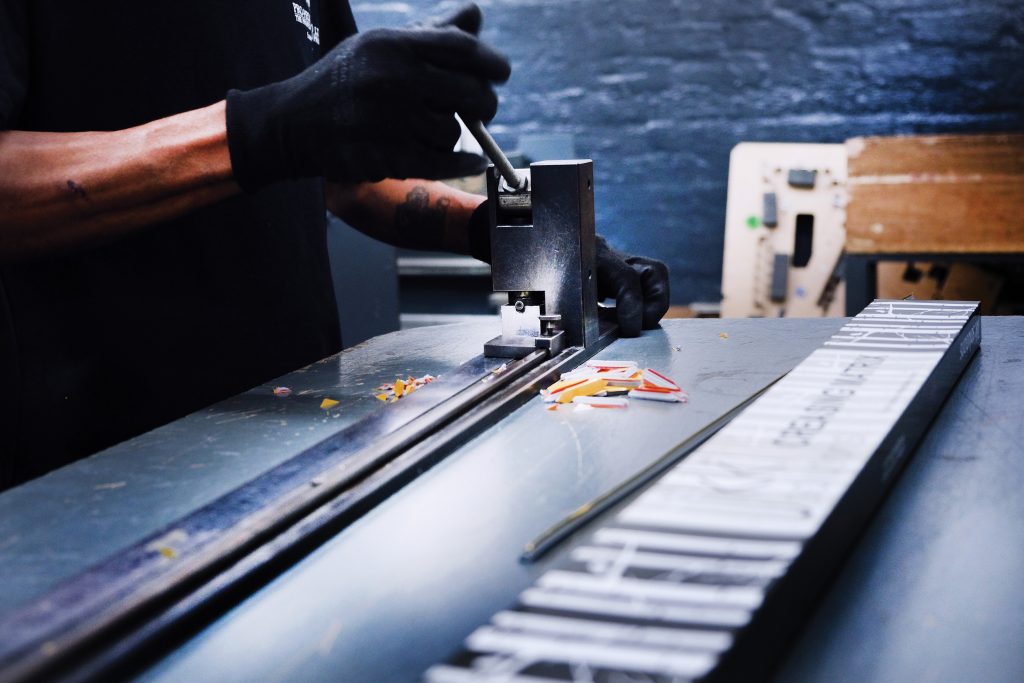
[352,0,1024,304]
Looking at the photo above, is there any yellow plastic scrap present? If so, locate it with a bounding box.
[320,398,340,410]
[556,378,609,404]
[540,359,687,410]
[547,377,588,394]
[374,373,438,402]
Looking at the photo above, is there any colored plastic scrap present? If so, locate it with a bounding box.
[605,370,644,388]
[629,388,687,403]
[546,377,589,395]
[572,396,628,408]
[642,368,682,391]
[584,359,638,371]
[320,398,340,410]
[556,378,609,404]
[375,374,438,403]
[541,359,688,409]
[272,386,292,397]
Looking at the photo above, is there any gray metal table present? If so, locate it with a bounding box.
[1,318,1020,682]
[0,322,493,618]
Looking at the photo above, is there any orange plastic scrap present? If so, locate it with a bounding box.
[374,373,439,402]
[629,388,687,403]
[642,368,682,391]
[556,378,609,404]
[546,377,588,394]
[637,385,677,394]
[320,398,340,409]
[605,369,643,388]
[541,360,687,409]
[541,377,589,403]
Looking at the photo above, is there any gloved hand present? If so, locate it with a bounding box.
[595,235,670,336]
[226,4,510,191]
[466,205,670,337]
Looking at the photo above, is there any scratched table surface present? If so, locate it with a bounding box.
[132,317,840,683]
[0,322,498,618]
[134,317,1024,683]
[4,318,1022,683]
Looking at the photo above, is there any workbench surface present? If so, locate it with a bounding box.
[2,317,1021,682]
[0,322,492,617]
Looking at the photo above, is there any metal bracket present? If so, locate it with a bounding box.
[484,160,599,358]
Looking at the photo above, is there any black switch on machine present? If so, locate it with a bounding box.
[771,253,789,302]
[788,168,817,188]
[762,192,778,227]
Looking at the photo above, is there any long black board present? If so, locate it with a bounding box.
[427,299,981,683]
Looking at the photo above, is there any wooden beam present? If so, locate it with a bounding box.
[845,133,1024,254]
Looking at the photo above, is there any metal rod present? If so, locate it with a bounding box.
[463,117,527,191]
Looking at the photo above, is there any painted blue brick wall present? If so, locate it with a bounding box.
[351,0,1024,304]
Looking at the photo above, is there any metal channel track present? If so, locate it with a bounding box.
[0,326,616,683]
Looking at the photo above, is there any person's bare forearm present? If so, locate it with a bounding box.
[326,178,485,255]
[0,101,237,260]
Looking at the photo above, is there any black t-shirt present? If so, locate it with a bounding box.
[0,1,358,487]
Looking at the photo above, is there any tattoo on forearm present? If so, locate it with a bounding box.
[394,186,450,250]
[66,180,89,200]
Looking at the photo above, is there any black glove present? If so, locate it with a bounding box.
[467,205,670,337]
[226,3,510,191]
[595,235,670,337]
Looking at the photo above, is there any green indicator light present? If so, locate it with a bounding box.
[746,215,760,229]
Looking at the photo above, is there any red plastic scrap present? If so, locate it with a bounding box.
[540,360,687,409]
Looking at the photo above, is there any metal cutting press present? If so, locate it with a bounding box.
[464,119,600,359]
